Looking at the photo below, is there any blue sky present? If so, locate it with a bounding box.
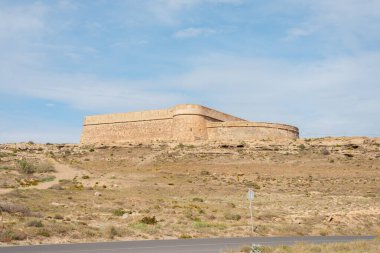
[0,0,379,143]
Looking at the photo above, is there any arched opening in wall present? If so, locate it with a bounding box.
[190,128,192,132]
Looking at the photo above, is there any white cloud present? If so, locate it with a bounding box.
[0,2,48,40]
[1,47,379,137]
[110,39,149,49]
[174,27,217,38]
[0,70,185,112]
[284,26,317,41]
[57,0,77,10]
[282,0,380,50]
[146,0,244,24]
[166,52,380,136]
[0,0,379,141]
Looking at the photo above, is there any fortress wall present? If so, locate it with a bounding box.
[81,108,175,144]
[83,108,173,125]
[172,114,222,141]
[171,104,243,141]
[207,122,299,141]
[83,104,243,126]
[80,104,299,144]
[80,118,174,144]
[172,104,245,122]
[80,104,247,144]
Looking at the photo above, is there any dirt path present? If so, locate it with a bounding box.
[30,159,84,190]
[0,159,84,194]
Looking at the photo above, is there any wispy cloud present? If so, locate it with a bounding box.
[57,0,77,10]
[0,2,48,40]
[173,27,217,38]
[2,50,378,137]
[284,26,317,41]
[146,0,244,25]
[282,0,380,51]
[0,70,185,111]
[170,52,380,136]
[0,0,379,142]
[110,39,149,50]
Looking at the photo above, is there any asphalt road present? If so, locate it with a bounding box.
[0,236,375,253]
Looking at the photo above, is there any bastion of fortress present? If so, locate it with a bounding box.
[80,104,299,144]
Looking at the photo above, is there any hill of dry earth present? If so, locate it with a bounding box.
[0,137,379,245]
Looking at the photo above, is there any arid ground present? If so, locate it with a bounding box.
[0,137,379,245]
[224,239,380,253]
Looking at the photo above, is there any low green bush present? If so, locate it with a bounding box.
[224,213,241,221]
[27,220,44,227]
[0,229,27,242]
[112,208,126,216]
[17,159,36,174]
[192,197,204,202]
[140,216,157,225]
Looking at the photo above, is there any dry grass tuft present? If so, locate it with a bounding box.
[0,202,31,216]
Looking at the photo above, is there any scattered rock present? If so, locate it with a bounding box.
[94,191,102,197]
[50,202,65,207]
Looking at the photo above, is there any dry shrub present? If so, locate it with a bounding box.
[16,159,55,174]
[54,214,64,220]
[0,202,31,216]
[27,220,43,227]
[224,213,241,221]
[0,229,27,242]
[192,197,204,202]
[321,148,330,155]
[37,229,50,237]
[112,208,127,216]
[200,170,210,176]
[140,216,158,225]
[36,160,55,173]
[104,226,124,239]
[179,234,192,239]
[17,159,36,174]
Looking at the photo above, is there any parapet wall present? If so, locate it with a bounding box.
[80,104,246,144]
[207,122,299,141]
[80,104,299,144]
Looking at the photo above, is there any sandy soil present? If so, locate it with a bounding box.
[0,137,379,245]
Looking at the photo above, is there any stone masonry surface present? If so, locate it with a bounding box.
[80,104,299,144]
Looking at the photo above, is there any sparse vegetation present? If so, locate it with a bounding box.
[0,166,13,171]
[140,216,158,225]
[0,229,27,242]
[37,229,50,237]
[104,226,118,239]
[17,159,36,174]
[225,240,380,253]
[179,234,192,239]
[16,159,55,174]
[0,137,379,245]
[224,213,241,221]
[0,202,32,216]
[54,214,64,220]
[27,219,44,227]
[298,144,306,150]
[112,208,127,216]
[36,160,55,173]
[192,197,204,202]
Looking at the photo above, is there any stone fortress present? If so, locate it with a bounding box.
[80,104,299,144]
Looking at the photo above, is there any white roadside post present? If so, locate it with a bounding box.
[247,188,255,235]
